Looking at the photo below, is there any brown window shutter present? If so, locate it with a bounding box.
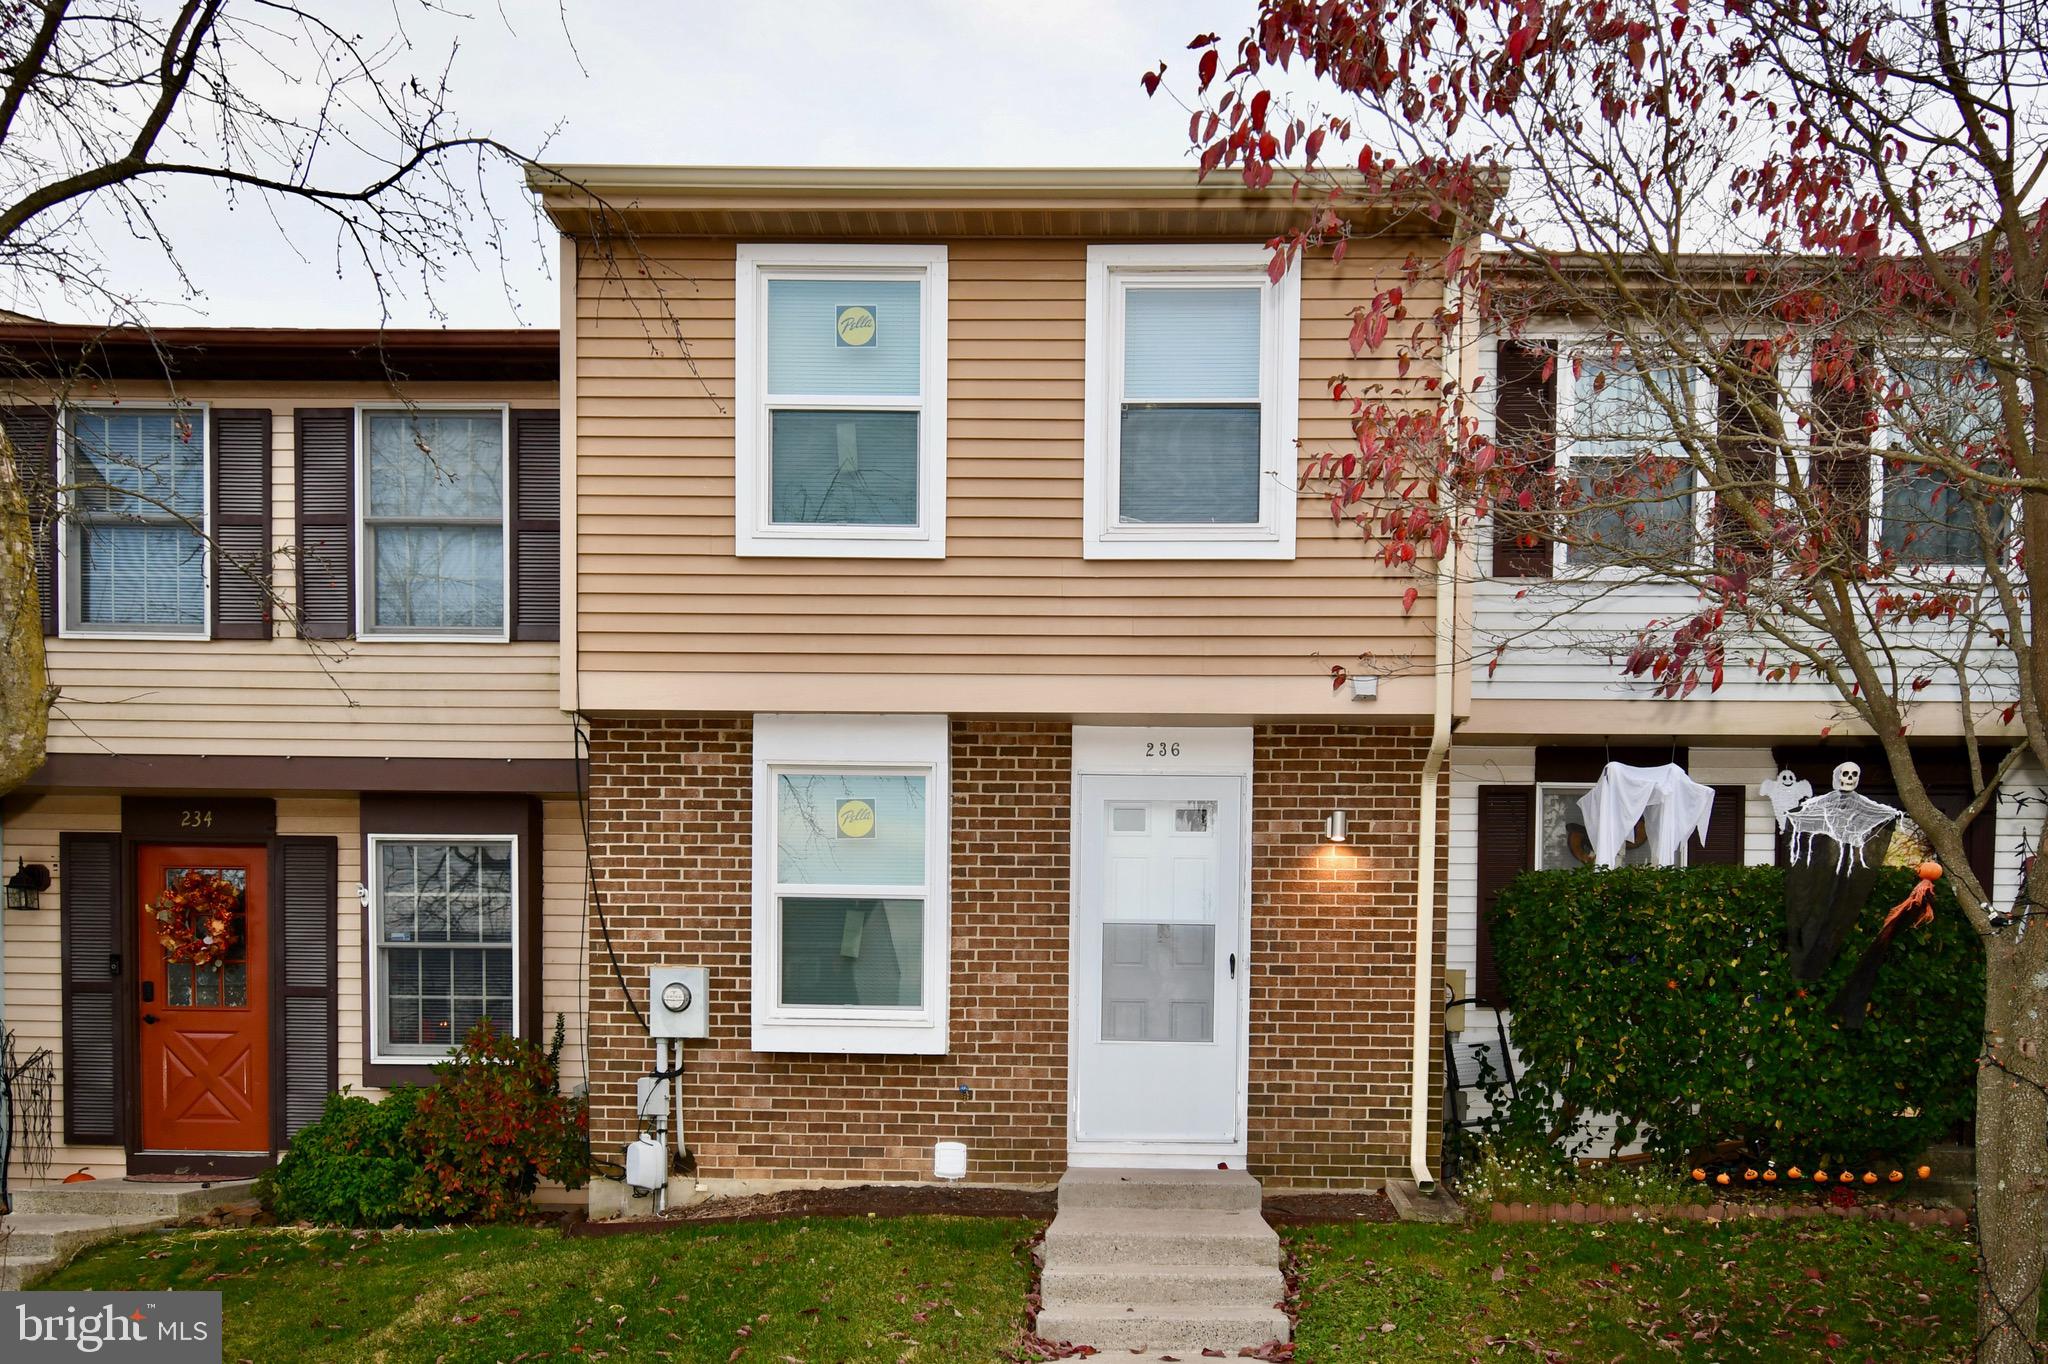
[59,832,124,1145]
[275,837,339,1143]
[510,409,561,642]
[1492,341,1556,578]
[293,408,355,639]
[1474,784,1536,1006]
[1714,346,1778,572]
[4,406,59,635]
[210,409,273,640]
[1809,347,1873,558]
[1695,785,1748,865]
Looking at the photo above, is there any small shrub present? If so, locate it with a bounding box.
[402,1016,589,1222]
[258,1087,421,1227]
[1490,864,1982,1167]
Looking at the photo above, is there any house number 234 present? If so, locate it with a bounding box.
[1143,741,1182,758]
[180,808,214,829]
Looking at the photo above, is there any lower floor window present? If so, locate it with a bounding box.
[373,837,516,1059]
[752,714,950,1054]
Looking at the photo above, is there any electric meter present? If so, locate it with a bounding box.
[647,966,707,1039]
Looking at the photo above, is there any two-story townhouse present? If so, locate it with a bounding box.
[0,322,586,1182]
[1447,296,2044,1123]
[532,166,1469,1205]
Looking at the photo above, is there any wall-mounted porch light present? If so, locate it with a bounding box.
[6,858,50,911]
[1323,810,1350,844]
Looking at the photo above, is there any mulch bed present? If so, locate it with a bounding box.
[1261,1190,1399,1225]
[567,1182,1057,1235]
[1488,1198,1968,1228]
[570,1183,1401,1235]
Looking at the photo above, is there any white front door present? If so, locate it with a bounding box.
[1072,773,1247,1158]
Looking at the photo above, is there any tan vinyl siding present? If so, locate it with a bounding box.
[0,792,125,1178]
[571,237,1442,717]
[36,380,571,761]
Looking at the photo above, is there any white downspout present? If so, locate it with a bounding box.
[1409,225,1469,1192]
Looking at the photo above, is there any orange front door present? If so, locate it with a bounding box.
[136,844,270,1154]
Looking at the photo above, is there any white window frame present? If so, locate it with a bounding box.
[751,713,951,1054]
[1082,243,1301,561]
[1534,780,1689,870]
[57,401,213,640]
[365,832,522,1066]
[353,402,512,642]
[1549,339,1709,579]
[1869,353,1996,572]
[733,244,949,559]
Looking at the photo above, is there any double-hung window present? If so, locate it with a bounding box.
[752,714,949,1054]
[1084,245,1300,559]
[1876,357,2000,568]
[1557,352,1697,570]
[734,245,948,557]
[358,406,509,638]
[369,835,518,1062]
[62,405,208,636]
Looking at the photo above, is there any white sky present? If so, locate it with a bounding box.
[65,1,1250,330]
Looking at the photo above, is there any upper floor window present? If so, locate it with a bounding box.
[357,406,509,639]
[1877,358,1999,567]
[734,244,948,558]
[62,405,209,636]
[1558,353,1697,571]
[1084,245,1300,560]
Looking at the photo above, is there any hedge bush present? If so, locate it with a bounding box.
[257,1086,421,1227]
[400,1017,589,1222]
[1490,863,1982,1167]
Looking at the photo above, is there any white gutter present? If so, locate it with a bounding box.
[1409,228,1470,1192]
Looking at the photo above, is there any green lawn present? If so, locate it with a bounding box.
[34,1216,1039,1363]
[1286,1217,1978,1362]
[37,1212,1987,1363]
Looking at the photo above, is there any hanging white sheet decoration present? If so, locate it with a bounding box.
[1760,770,1814,831]
[1784,762,1902,872]
[1576,762,1717,868]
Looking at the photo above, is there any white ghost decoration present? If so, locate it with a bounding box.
[1760,770,1814,832]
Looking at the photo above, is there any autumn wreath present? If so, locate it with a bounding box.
[151,870,242,968]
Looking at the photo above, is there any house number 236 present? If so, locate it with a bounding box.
[1144,741,1182,758]
[180,808,213,829]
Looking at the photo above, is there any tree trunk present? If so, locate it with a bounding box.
[1977,907,2048,1363]
[0,434,50,796]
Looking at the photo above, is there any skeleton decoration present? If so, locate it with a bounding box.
[1759,770,1815,832]
[1784,762,1904,873]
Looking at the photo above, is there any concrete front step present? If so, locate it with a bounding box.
[9,1180,255,1220]
[1042,1207,1279,1267]
[1041,1261,1285,1306]
[1035,1302,1292,1352]
[1058,1166,1262,1212]
[0,1179,258,1290]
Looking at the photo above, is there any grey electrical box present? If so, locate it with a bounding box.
[648,965,708,1039]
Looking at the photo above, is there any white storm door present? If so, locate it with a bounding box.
[1073,773,1245,1149]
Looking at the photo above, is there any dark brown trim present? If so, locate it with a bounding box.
[272,836,340,1152]
[0,324,557,384]
[357,795,542,1090]
[28,753,581,796]
[58,832,125,1147]
[1533,746,1690,783]
[120,797,276,842]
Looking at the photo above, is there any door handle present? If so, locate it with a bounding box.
[1229,953,1237,980]
[142,1013,159,1025]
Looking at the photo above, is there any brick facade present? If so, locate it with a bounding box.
[583,715,1446,1190]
